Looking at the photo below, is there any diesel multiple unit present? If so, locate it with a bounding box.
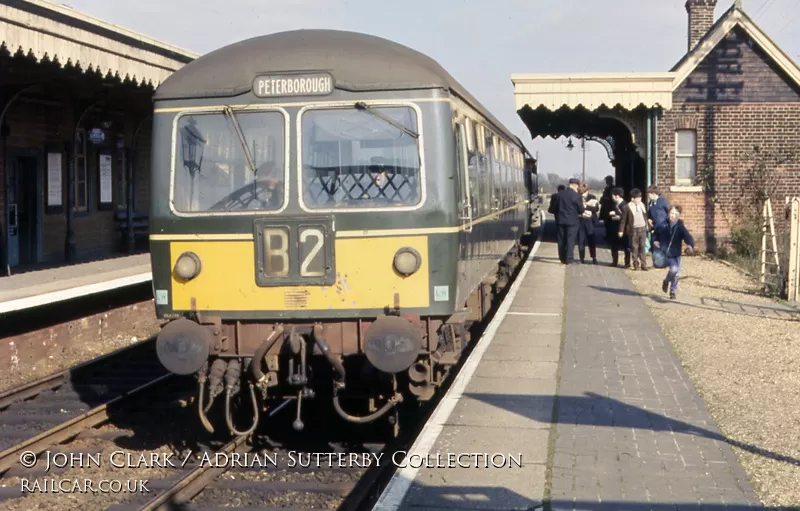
[149,29,538,436]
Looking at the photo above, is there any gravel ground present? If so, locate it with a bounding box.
[195,464,364,509]
[627,255,800,508]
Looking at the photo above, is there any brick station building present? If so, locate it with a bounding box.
[0,0,196,274]
[513,0,800,251]
[659,0,800,250]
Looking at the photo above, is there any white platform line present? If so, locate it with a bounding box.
[372,224,545,511]
[0,272,152,314]
[506,311,561,316]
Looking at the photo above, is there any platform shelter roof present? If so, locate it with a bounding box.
[0,0,198,87]
[511,72,676,112]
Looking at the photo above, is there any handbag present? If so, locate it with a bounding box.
[651,226,676,269]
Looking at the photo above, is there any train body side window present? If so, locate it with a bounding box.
[490,134,502,211]
[477,125,489,217]
[483,129,494,214]
[503,146,511,208]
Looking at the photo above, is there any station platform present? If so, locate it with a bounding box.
[0,254,152,314]
[374,222,765,510]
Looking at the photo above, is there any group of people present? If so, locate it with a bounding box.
[547,176,696,299]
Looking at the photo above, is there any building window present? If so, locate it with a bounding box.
[74,129,88,212]
[675,129,697,185]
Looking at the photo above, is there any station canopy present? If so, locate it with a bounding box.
[511,72,675,141]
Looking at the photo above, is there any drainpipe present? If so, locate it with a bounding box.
[653,110,659,187]
[646,110,652,188]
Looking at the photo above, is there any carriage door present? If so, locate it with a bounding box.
[454,118,472,297]
[455,121,471,231]
[6,155,39,268]
[6,158,20,268]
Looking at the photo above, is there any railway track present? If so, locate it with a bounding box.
[0,231,539,511]
[103,435,392,511]
[0,338,174,475]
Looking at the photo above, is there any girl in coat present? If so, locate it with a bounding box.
[578,183,599,264]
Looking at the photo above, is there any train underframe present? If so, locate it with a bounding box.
[155,240,528,437]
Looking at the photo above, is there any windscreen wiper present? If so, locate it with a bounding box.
[223,106,257,173]
[355,102,419,139]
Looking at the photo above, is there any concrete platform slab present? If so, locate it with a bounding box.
[431,424,550,465]
[464,375,557,396]
[0,254,152,313]
[483,343,560,362]
[402,464,545,511]
[446,395,553,429]
[473,359,558,380]
[489,332,561,349]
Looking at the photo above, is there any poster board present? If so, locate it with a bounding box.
[99,153,113,208]
[46,152,63,214]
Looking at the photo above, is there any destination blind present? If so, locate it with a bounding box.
[253,73,333,98]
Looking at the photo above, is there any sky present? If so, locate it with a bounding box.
[62,0,800,181]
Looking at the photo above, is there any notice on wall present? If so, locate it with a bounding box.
[99,154,113,204]
[47,153,62,206]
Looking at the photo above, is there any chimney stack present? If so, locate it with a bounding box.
[686,0,718,52]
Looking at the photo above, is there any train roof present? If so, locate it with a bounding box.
[154,29,519,142]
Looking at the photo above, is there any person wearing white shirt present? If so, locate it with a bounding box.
[619,188,649,271]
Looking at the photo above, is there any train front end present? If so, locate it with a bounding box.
[148,34,462,437]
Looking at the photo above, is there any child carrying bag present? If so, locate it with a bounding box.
[651,226,676,269]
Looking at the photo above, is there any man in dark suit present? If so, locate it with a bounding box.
[548,184,565,222]
[556,178,585,264]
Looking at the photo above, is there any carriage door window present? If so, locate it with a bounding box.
[466,121,479,220]
[454,121,469,223]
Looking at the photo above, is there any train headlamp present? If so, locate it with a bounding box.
[174,252,202,280]
[393,247,421,277]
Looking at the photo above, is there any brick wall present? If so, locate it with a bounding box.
[0,299,161,377]
[659,103,800,250]
[657,25,800,253]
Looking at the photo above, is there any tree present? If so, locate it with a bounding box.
[732,144,798,219]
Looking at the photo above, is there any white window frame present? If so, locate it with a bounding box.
[674,129,697,186]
